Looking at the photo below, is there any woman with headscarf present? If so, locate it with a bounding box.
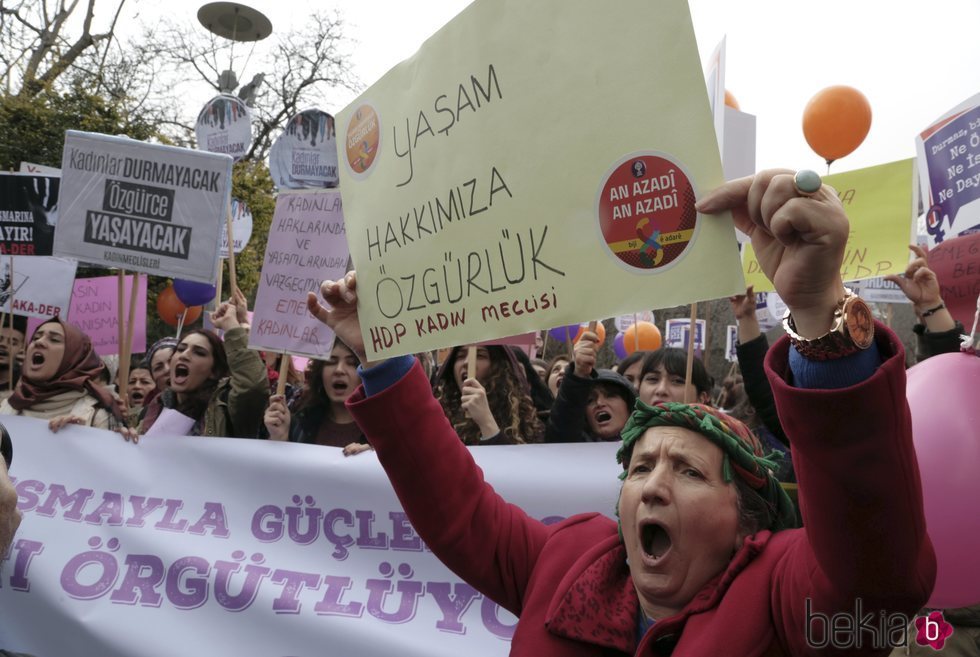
[308,168,934,655]
[133,302,268,440]
[433,344,543,445]
[0,317,123,430]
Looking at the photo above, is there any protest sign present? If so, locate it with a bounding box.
[725,324,738,362]
[195,94,253,162]
[250,190,349,358]
[928,231,980,328]
[849,277,912,305]
[705,37,727,156]
[615,310,655,332]
[25,274,148,356]
[753,291,778,331]
[219,198,253,257]
[742,159,917,292]
[336,0,743,360]
[0,256,76,318]
[269,108,339,189]
[0,415,619,657]
[665,318,706,350]
[54,131,232,283]
[0,173,60,256]
[18,162,60,175]
[916,92,980,247]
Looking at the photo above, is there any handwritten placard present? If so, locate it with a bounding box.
[928,231,980,328]
[743,159,917,292]
[249,190,349,358]
[336,0,743,359]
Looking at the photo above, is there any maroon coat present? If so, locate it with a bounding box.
[349,327,935,656]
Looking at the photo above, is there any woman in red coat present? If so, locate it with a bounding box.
[309,169,936,656]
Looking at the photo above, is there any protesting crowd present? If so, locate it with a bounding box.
[1,166,976,656]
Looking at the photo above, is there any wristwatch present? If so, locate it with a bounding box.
[782,288,875,361]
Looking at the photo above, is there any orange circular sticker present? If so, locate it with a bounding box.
[596,154,698,271]
[345,104,380,174]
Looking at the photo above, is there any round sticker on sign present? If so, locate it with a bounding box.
[195,94,253,162]
[596,153,699,272]
[344,103,381,177]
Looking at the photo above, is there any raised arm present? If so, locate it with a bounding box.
[699,170,935,653]
[308,273,551,613]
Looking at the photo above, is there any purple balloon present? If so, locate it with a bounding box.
[548,324,580,343]
[613,332,628,359]
[173,279,217,307]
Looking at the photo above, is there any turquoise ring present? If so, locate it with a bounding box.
[793,169,822,196]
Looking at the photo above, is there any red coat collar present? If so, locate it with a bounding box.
[544,531,773,653]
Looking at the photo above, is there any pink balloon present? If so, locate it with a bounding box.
[907,352,980,608]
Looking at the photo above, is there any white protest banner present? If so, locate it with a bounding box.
[0,172,60,256]
[0,256,76,318]
[250,190,349,358]
[664,318,706,350]
[0,416,620,657]
[336,0,743,360]
[269,108,339,189]
[54,131,232,283]
[916,91,980,247]
[219,198,254,257]
[753,291,778,332]
[195,94,253,162]
[25,274,148,356]
[725,324,738,362]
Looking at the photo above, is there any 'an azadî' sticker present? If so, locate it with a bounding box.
[596,152,699,272]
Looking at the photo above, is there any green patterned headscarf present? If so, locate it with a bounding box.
[616,401,798,534]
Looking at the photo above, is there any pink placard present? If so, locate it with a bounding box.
[27,275,147,357]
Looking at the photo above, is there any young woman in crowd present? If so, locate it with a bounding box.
[636,346,713,406]
[306,168,934,655]
[613,350,647,389]
[263,340,372,455]
[145,337,178,395]
[544,354,570,397]
[0,317,123,430]
[131,302,268,440]
[432,344,543,445]
[546,329,636,443]
[126,365,155,410]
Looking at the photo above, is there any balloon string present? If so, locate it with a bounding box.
[960,292,980,353]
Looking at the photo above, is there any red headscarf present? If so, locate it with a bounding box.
[8,317,121,419]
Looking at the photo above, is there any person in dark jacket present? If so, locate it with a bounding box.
[546,328,636,442]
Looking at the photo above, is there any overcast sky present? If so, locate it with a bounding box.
[128,0,980,174]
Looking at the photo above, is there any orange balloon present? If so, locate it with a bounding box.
[623,321,662,355]
[573,322,606,345]
[724,89,740,110]
[157,285,202,327]
[802,85,871,163]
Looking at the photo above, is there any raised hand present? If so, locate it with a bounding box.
[460,378,499,439]
[697,170,849,338]
[573,331,599,378]
[307,272,371,365]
